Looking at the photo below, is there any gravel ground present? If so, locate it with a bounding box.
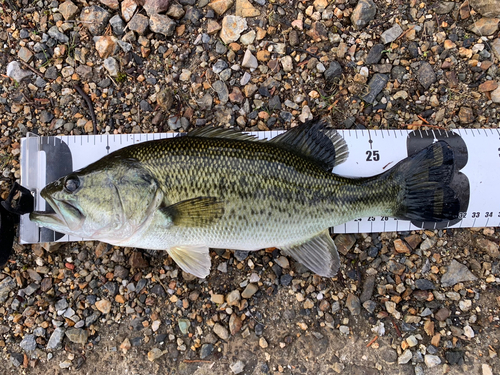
[1,0,500,374]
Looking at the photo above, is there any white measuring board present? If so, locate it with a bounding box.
[19,128,500,244]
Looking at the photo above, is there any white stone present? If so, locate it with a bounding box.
[424,355,441,368]
[241,49,258,69]
[398,349,412,364]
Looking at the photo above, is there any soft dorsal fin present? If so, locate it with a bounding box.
[270,120,349,171]
[187,126,259,142]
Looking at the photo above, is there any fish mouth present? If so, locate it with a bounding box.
[30,195,83,232]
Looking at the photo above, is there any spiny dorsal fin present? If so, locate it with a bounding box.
[280,229,340,277]
[187,126,259,142]
[270,120,349,171]
[160,197,224,227]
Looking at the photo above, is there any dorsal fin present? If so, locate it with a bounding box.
[187,126,259,142]
[270,120,349,171]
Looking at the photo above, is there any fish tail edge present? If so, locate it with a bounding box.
[393,140,460,223]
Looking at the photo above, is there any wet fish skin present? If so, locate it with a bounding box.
[30,122,459,278]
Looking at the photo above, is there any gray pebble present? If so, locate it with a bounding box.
[20,334,37,352]
[47,327,65,350]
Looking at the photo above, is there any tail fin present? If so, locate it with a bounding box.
[393,141,459,222]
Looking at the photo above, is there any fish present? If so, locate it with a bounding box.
[30,121,460,278]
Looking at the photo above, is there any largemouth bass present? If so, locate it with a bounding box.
[30,121,459,278]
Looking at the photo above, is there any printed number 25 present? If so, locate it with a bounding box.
[366,150,380,161]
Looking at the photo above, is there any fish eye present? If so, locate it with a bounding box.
[64,176,80,193]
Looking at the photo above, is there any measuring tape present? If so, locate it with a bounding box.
[19,128,499,243]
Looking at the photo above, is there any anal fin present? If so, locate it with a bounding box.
[280,229,340,277]
[168,245,211,278]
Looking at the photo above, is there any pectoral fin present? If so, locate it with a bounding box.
[280,229,340,277]
[160,197,224,227]
[168,245,211,278]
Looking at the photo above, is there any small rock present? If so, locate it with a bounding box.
[17,47,33,63]
[10,353,23,367]
[212,80,229,104]
[435,307,451,321]
[346,293,361,315]
[129,251,149,268]
[464,325,474,339]
[128,13,149,35]
[468,17,499,36]
[241,30,256,45]
[109,15,125,35]
[415,279,435,290]
[482,364,494,375]
[477,238,500,258]
[324,61,343,81]
[121,0,137,21]
[103,57,120,77]
[95,36,118,58]
[351,0,377,30]
[6,61,32,83]
[65,328,89,344]
[241,283,258,298]
[20,334,37,352]
[458,107,474,124]
[95,299,111,314]
[470,0,500,17]
[445,350,464,365]
[40,110,54,123]
[148,348,164,361]
[424,355,441,368]
[398,349,413,364]
[234,250,249,261]
[213,323,229,340]
[47,328,65,350]
[417,62,436,90]
[209,0,234,16]
[441,260,477,287]
[366,44,385,64]
[230,360,245,374]
[178,319,191,335]
[59,0,79,20]
[200,343,213,359]
[220,16,247,44]
[459,299,472,312]
[478,80,498,92]
[119,338,131,352]
[242,49,258,69]
[235,0,260,17]
[167,3,185,19]
[363,73,389,104]
[281,56,293,72]
[149,14,176,36]
[393,239,410,254]
[259,337,268,348]
[360,275,375,303]
[80,6,111,35]
[100,0,119,10]
[229,314,242,335]
[334,234,356,255]
[381,24,403,44]
[226,290,241,306]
